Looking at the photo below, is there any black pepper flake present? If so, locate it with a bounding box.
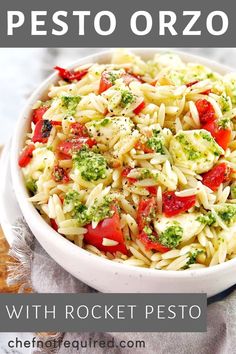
[42,120,52,138]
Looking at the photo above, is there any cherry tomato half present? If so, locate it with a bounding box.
[84,206,127,255]
[18,144,35,168]
[202,163,232,191]
[162,191,196,217]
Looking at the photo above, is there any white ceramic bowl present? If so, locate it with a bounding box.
[10,49,236,296]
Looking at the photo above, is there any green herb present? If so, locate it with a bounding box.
[218,117,231,129]
[158,222,183,249]
[199,131,212,142]
[107,71,120,84]
[146,130,165,154]
[219,95,231,113]
[61,96,81,116]
[26,179,37,194]
[176,131,223,160]
[89,196,114,223]
[64,191,89,223]
[143,226,158,243]
[176,134,201,161]
[140,169,152,179]
[100,118,110,126]
[64,191,113,226]
[183,249,204,269]
[197,212,216,227]
[207,73,214,79]
[73,147,108,182]
[216,204,236,226]
[120,90,135,107]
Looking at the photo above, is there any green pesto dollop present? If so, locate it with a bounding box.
[183,249,204,269]
[120,90,135,107]
[64,191,113,226]
[61,95,81,116]
[107,71,120,84]
[219,94,232,114]
[197,212,216,227]
[140,169,153,179]
[73,147,108,182]
[158,222,183,249]
[215,204,236,226]
[146,129,165,154]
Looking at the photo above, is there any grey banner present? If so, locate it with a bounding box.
[0,0,235,47]
[0,294,207,332]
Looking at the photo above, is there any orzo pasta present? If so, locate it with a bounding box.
[18,49,236,270]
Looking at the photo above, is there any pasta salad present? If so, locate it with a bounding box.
[18,50,236,270]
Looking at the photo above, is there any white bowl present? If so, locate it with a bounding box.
[10,49,236,296]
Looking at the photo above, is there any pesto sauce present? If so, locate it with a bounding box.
[219,95,231,113]
[183,249,204,269]
[64,191,113,226]
[146,130,165,154]
[217,205,236,226]
[158,222,183,249]
[73,147,108,182]
[197,212,216,227]
[61,96,81,116]
[176,134,201,161]
[140,169,153,179]
[120,90,135,107]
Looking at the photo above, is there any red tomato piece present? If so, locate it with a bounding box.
[202,89,212,95]
[186,80,199,87]
[70,122,89,137]
[122,72,143,85]
[32,106,48,124]
[18,144,35,168]
[146,186,157,195]
[150,80,158,86]
[54,66,88,82]
[134,141,153,153]
[99,72,114,94]
[32,120,52,143]
[163,191,196,217]
[202,163,232,191]
[57,137,96,158]
[84,207,127,255]
[51,121,62,126]
[202,120,231,150]
[196,99,216,125]
[133,101,145,115]
[50,219,58,232]
[214,127,231,150]
[137,197,157,231]
[121,167,137,183]
[138,231,170,253]
[137,197,169,252]
[52,165,70,184]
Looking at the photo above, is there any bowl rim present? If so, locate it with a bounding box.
[10,48,236,279]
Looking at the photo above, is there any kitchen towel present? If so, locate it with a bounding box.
[6,217,236,354]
